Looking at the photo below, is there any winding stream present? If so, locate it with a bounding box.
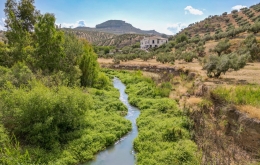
[85,78,140,165]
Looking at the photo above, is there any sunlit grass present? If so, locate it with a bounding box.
[212,85,260,108]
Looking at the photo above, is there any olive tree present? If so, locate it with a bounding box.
[214,39,231,56]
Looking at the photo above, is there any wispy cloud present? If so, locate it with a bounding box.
[231,5,247,11]
[167,23,187,34]
[184,6,203,15]
[60,20,87,28]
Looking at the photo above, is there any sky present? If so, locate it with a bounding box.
[0,0,259,35]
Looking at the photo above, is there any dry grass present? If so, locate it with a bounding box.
[99,57,260,85]
[236,105,260,120]
[186,97,203,106]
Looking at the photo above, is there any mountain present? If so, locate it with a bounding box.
[74,20,163,35]
[62,20,167,48]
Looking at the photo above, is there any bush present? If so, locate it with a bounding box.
[214,39,231,56]
[94,72,110,89]
[0,63,34,88]
[156,53,175,64]
[243,34,260,61]
[0,83,92,150]
[179,52,198,62]
[204,53,248,78]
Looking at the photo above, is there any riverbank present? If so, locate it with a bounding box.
[105,69,201,165]
[86,78,140,165]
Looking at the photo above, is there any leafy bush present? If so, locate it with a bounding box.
[179,52,198,62]
[243,34,260,61]
[0,83,92,150]
[156,53,175,64]
[203,53,248,78]
[0,63,34,88]
[214,39,231,56]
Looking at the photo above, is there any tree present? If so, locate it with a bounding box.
[4,0,38,63]
[176,33,188,43]
[179,52,197,62]
[204,53,248,78]
[214,39,231,56]
[243,34,260,61]
[79,40,99,87]
[249,21,260,34]
[34,13,65,72]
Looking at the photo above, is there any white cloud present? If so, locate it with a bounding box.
[0,18,6,31]
[184,6,203,15]
[167,23,187,35]
[60,20,87,28]
[231,5,247,11]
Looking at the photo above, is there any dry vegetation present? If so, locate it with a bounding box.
[177,4,260,38]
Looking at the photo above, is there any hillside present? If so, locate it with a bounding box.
[63,28,116,43]
[74,20,162,35]
[94,20,162,35]
[62,20,166,48]
[93,33,148,48]
[175,3,260,38]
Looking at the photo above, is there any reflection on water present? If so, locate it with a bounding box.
[85,78,140,165]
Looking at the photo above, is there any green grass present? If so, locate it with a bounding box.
[212,85,260,107]
[0,67,131,165]
[105,69,200,165]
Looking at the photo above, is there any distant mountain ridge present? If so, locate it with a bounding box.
[73,20,163,35]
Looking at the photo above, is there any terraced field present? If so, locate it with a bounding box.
[177,3,260,38]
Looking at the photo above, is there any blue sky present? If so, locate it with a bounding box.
[0,0,259,34]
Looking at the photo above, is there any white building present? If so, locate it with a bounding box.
[140,36,168,49]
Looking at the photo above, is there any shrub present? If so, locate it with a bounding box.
[156,53,175,64]
[0,83,92,150]
[179,52,198,62]
[214,39,231,56]
[204,53,248,78]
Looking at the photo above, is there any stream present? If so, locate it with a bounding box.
[85,77,140,165]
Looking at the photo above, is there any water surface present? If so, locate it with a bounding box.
[85,77,140,165]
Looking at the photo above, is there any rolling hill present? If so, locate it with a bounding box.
[174,3,260,38]
[62,20,167,48]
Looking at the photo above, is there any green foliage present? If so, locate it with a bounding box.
[203,53,248,78]
[176,34,188,44]
[93,72,110,89]
[214,39,231,56]
[105,70,200,165]
[132,42,140,48]
[0,83,92,150]
[212,85,260,107]
[0,138,35,165]
[243,34,260,61]
[0,1,131,164]
[248,21,260,34]
[0,68,131,164]
[156,52,175,64]
[178,52,198,62]
[4,0,39,65]
[0,42,12,67]
[0,62,34,88]
[34,13,65,72]
[139,52,153,61]
[79,40,99,87]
